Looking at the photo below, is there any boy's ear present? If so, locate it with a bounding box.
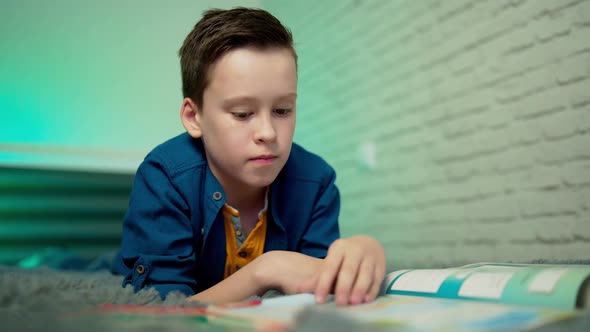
[180,98,203,138]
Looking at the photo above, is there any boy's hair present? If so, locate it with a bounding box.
[179,7,297,107]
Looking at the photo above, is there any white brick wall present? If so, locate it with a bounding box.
[263,0,590,268]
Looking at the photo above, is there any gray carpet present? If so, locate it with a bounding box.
[0,264,365,332]
[1,262,590,332]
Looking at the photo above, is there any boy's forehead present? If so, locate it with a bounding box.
[205,47,297,100]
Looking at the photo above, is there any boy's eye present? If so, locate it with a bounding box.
[232,112,252,120]
[274,108,292,116]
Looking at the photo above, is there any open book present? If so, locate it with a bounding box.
[217,262,590,331]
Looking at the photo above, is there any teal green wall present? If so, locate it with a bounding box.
[0,0,261,171]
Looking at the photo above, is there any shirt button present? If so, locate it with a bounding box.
[236,229,242,236]
[238,251,248,258]
[135,264,145,275]
[212,192,222,201]
[201,228,204,235]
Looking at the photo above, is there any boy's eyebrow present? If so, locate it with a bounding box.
[221,93,297,106]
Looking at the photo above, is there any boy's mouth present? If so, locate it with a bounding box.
[249,155,277,164]
[250,155,277,160]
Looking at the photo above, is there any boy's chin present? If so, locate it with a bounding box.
[244,174,279,188]
[246,178,276,188]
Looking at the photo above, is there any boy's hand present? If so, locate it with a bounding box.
[187,251,321,304]
[300,235,386,306]
[253,250,322,295]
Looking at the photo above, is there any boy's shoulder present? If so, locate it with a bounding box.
[144,132,206,175]
[281,143,336,184]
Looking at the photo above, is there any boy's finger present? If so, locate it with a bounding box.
[334,253,362,305]
[365,270,382,302]
[365,263,386,302]
[314,252,343,303]
[349,258,374,305]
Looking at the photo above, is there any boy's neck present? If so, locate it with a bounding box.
[224,183,267,212]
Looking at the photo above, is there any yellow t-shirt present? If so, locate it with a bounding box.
[222,201,267,279]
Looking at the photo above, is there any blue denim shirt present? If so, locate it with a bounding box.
[112,133,340,297]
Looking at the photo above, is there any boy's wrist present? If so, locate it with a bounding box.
[251,251,283,294]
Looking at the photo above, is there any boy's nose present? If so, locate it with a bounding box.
[254,114,277,143]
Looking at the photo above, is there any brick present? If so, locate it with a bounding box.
[516,86,567,119]
[450,49,481,74]
[534,216,582,242]
[561,162,590,186]
[493,146,536,174]
[513,165,563,190]
[523,0,553,18]
[535,9,572,43]
[485,108,512,129]
[565,77,590,108]
[443,116,479,139]
[422,202,467,224]
[391,166,429,188]
[465,171,510,196]
[431,140,469,164]
[581,110,590,130]
[563,27,590,59]
[510,42,552,69]
[466,195,518,222]
[516,190,580,217]
[495,243,544,262]
[494,77,526,104]
[568,132,590,161]
[444,159,478,182]
[495,2,525,30]
[523,65,557,93]
[534,139,573,164]
[539,25,576,61]
[574,0,590,25]
[450,90,493,117]
[461,224,513,245]
[540,110,582,139]
[422,182,455,203]
[379,208,422,227]
[503,24,536,57]
[474,129,511,154]
[557,53,590,84]
[578,187,590,209]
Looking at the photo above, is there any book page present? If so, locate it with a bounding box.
[223,294,579,332]
[381,269,408,294]
[458,272,514,299]
[390,269,455,293]
[528,268,568,294]
[385,263,590,309]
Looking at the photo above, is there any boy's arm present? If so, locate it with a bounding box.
[114,157,198,297]
[188,251,322,303]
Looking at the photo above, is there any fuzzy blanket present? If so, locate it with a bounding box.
[1,263,589,332]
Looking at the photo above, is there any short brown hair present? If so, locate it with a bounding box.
[179,7,297,107]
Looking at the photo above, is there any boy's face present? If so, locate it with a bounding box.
[182,47,297,192]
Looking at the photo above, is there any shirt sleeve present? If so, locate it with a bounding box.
[115,155,198,298]
[298,166,341,258]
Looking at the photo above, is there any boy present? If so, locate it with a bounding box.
[112,7,385,306]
